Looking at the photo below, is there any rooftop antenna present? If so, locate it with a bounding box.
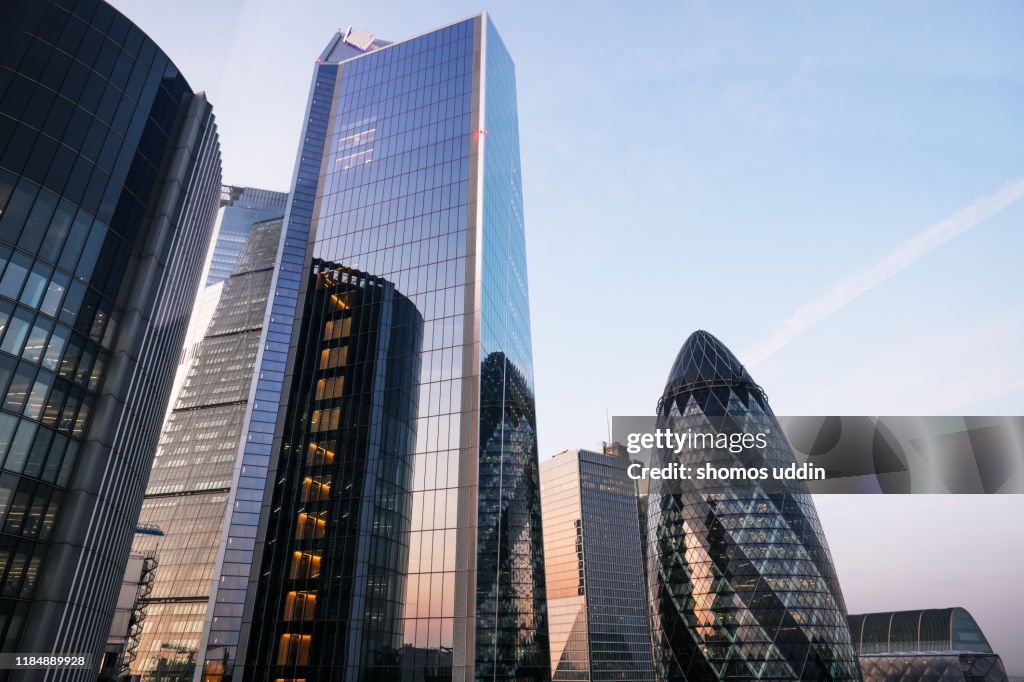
[606,407,612,445]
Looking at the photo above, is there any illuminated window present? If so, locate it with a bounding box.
[284,591,316,621]
[290,551,322,579]
[296,513,326,540]
[309,407,340,433]
[301,475,331,502]
[323,317,351,340]
[276,634,311,665]
[319,346,347,370]
[306,442,335,466]
[202,660,224,682]
[315,376,344,401]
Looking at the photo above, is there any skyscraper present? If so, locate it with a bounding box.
[246,261,424,681]
[540,447,655,681]
[166,185,288,429]
[230,15,549,682]
[206,186,288,287]
[0,0,221,674]
[647,331,860,681]
[124,217,284,681]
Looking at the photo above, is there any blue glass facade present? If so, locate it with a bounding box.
[0,0,221,674]
[207,187,288,286]
[473,20,547,680]
[238,14,548,681]
[195,62,338,682]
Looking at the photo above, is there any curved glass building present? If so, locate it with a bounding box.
[847,607,1008,682]
[246,261,423,682]
[0,0,220,670]
[848,607,995,655]
[647,331,859,681]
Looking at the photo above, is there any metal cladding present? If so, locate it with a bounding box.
[647,330,861,681]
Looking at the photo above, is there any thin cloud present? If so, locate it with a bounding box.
[745,179,1024,366]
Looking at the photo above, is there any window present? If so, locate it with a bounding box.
[309,407,339,433]
[21,317,53,363]
[0,179,38,245]
[19,262,52,308]
[318,346,347,370]
[300,476,331,502]
[289,551,321,579]
[276,634,311,666]
[0,252,32,300]
[39,271,70,318]
[295,513,326,540]
[2,363,36,413]
[323,317,351,340]
[305,442,335,467]
[283,591,316,622]
[314,376,344,401]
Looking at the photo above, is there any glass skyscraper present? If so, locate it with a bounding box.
[206,186,288,287]
[247,261,424,681]
[647,331,860,681]
[540,447,655,681]
[166,186,288,434]
[230,15,549,682]
[0,0,221,674]
[123,217,284,681]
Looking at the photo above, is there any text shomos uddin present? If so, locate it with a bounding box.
[627,462,827,481]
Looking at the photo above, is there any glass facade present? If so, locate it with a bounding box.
[238,14,549,681]
[120,218,284,681]
[857,653,1008,682]
[847,607,995,655]
[0,0,221,672]
[647,331,860,681]
[540,448,655,681]
[196,59,337,682]
[247,261,423,681]
[207,186,289,286]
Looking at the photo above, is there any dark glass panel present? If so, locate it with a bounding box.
[0,178,37,244]
[18,188,58,253]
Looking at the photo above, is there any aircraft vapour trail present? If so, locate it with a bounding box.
[746,178,1024,366]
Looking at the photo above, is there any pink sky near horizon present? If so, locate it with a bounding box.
[815,494,1024,674]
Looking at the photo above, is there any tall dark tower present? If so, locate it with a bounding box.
[230,15,549,682]
[647,331,860,681]
[246,261,423,682]
[0,0,220,674]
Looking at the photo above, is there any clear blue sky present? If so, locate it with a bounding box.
[109,0,1024,670]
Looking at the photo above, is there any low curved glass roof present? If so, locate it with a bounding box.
[847,608,994,654]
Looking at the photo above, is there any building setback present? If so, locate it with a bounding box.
[647,331,860,681]
[0,0,221,676]
[224,15,549,682]
[541,447,655,681]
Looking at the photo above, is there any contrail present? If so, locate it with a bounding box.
[745,178,1024,366]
